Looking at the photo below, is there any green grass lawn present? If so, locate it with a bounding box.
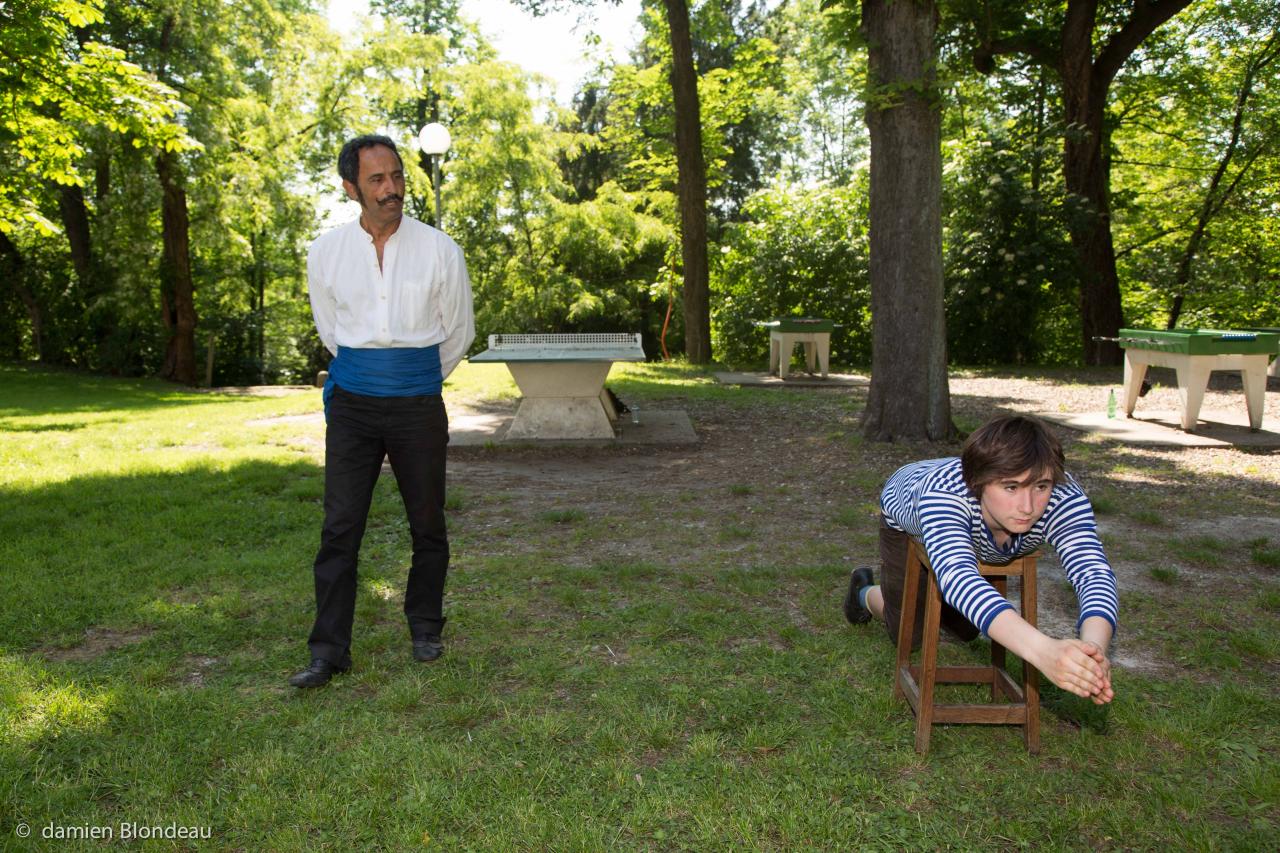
[1,362,1276,850]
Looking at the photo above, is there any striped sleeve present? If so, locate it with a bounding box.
[1042,484,1120,632]
[881,459,1014,636]
[916,491,1015,635]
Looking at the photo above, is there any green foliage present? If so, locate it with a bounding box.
[601,1,786,218]
[711,181,871,368]
[768,0,868,186]
[943,127,1082,364]
[0,0,196,234]
[437,58,677,348]
[3,0,1279,383]
[1109,0,1280,330]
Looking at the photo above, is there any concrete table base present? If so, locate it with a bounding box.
[470,333,645,440]
[503,361,619,440]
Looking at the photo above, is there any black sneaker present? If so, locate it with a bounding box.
[842,567,875,625]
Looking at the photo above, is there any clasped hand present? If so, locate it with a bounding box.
[1036,638,1114,705]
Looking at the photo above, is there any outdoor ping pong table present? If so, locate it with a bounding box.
[468,333,646,439]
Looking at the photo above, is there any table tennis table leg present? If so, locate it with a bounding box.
[776,334,793,379]
[1122,353,1148,417]
[1241,354,1267,430]
[1175,360,1212,431]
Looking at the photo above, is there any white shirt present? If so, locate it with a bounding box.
[307,215,475,379]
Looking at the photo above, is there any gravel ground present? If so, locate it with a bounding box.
[948,367,1280,486]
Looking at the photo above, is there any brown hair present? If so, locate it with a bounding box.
[960,414,1065,496]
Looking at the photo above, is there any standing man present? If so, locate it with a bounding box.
[843,414,1118,704]
[291,134,475,688]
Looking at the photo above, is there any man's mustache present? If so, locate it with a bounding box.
[376,194,403,206]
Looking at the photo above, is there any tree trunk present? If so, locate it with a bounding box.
[860,0,953,442]
[1060,6,1124,366]
[663,0,712,363]
[58,184,93,286]
[974,0,1195,365]
[0,232,44,359]
[156,150,198,384]
[58,182,115,362]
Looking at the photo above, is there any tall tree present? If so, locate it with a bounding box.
[857,0,954,441]
[0,0,190,234]
[663,0,712,361]
[0,0,191,365]
[965,0,1196,364]
[514,0,713,361]
[149,11,199,383]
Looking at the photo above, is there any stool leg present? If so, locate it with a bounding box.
[990,576,1007,702]
[915,567,943,755]
[1022,556,1041,754]
[895,542,922,701]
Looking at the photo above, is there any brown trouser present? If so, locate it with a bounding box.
[879,521,980,651]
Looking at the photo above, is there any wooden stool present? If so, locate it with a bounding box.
[894,539,1040,754]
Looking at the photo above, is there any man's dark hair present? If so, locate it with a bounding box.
[960,414,1065,496]
[338,134,402,184]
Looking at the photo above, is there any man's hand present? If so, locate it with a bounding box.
[1077,615,1115,704]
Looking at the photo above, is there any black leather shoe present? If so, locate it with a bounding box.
[288,656,351,688]
[412,635,444,663]
[843,567,875,625]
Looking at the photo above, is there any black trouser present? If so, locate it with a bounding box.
[308,386,450,663]
[878,521,980,651]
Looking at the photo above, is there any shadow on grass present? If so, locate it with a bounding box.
[0,458,330,652]
[0,362,277,418]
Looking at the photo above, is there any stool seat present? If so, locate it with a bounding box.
[894,539,1040,754]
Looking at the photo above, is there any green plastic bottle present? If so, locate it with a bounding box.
[1107,389,1117,419]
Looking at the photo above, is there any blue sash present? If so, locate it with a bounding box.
[323,345,442,418]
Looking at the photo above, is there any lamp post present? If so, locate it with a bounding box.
[417,122,451,230]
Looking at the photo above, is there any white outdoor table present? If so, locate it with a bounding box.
[469,333,645,439]
[757,319,834,379]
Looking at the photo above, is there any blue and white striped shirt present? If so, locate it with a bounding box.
[881,457,1119,636]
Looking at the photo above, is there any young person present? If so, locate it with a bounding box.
[843,414,1117,704]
